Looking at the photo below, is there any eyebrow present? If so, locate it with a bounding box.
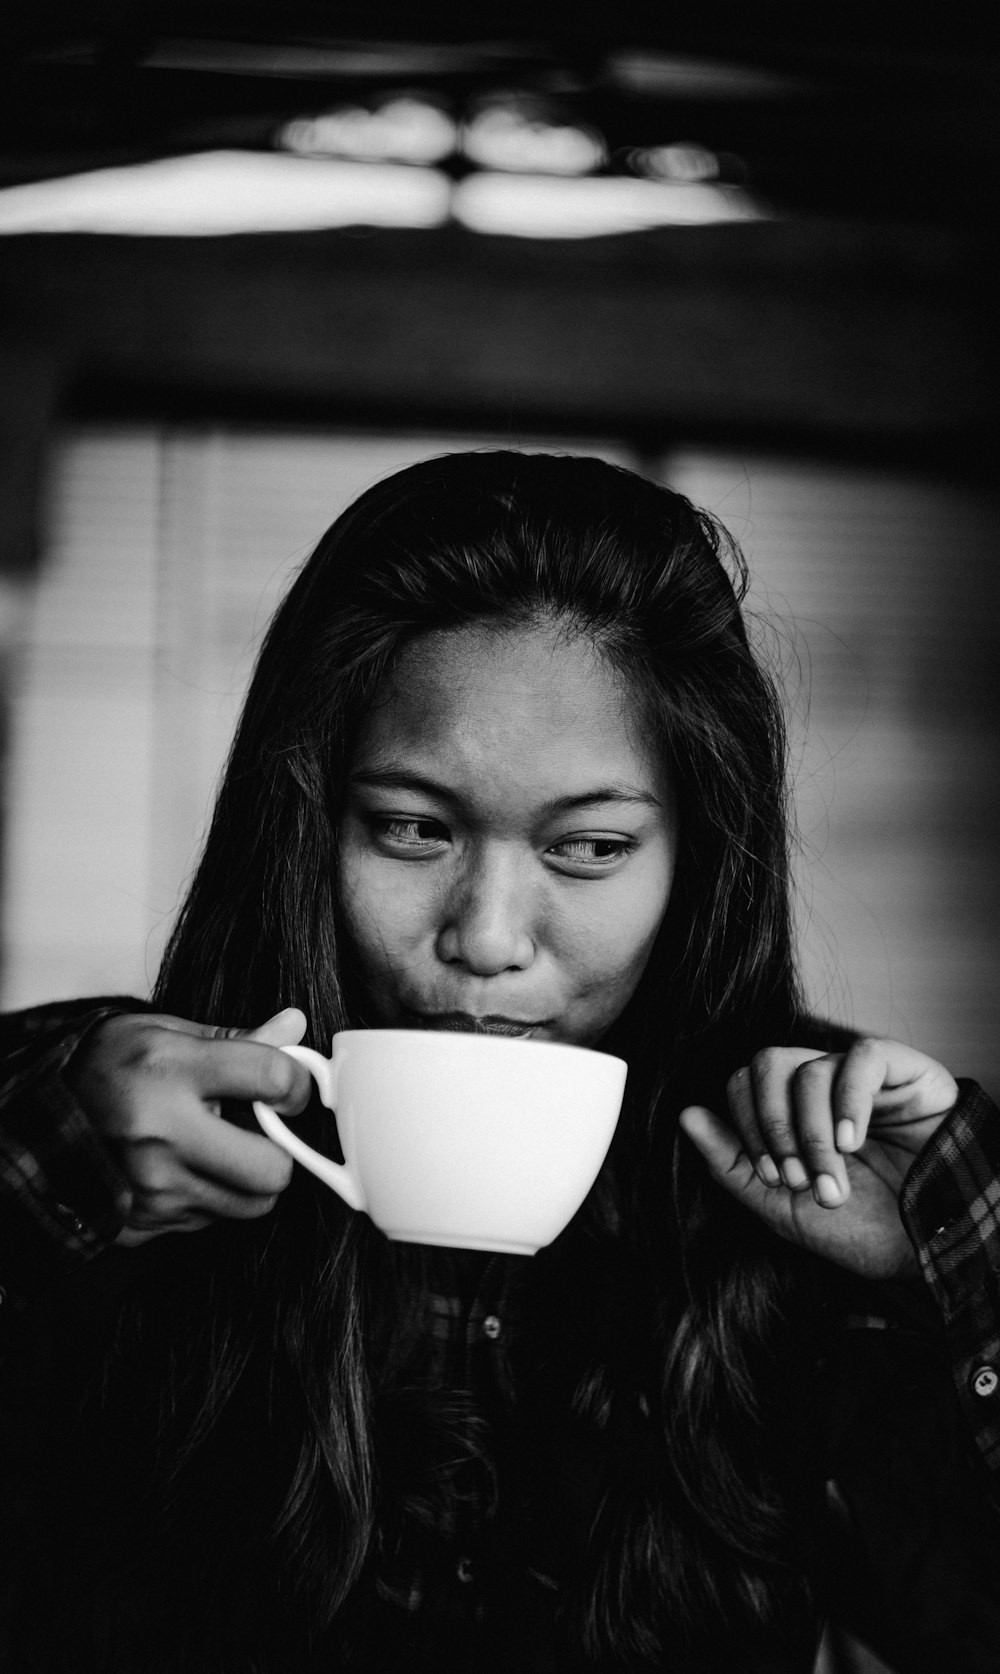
[349,767,662,813]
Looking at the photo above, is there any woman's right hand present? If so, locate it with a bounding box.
[66,1008,312,1245]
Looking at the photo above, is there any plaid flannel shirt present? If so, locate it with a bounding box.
[1,1003,999,1488]
[0,1000,138,1314]
[900,1078,1000,1474]
[2,1008,1000,1669]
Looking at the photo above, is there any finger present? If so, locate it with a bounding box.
[116,1221,212,1247]
[171,1033,313,1114]
[789,1056,850,1208]
[831,1037,890,1150]
[140,1011,309,1104]
[117,1180,282,1244]
[174,1104,296,1196]
[750,1047,826,1191]
[124,1152,287,1225]
[146,1010,304,1043]
[679,1104,764,1207]
[726,1066,780,1188]
[122,1124,294,1204]
[186,1176,286,1222]
[236,1009,308,1049]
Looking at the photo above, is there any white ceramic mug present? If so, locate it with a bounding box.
[253,1029,626,1255]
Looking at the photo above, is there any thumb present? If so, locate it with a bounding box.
[679,1103,761,1205]
[240,1008,309,1049]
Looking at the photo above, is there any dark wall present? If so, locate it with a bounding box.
[0,214,993,573]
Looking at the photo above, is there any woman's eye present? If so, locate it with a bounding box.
[549,837,634,872]
[369,815,448,851]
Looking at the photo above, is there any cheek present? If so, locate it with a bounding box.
[568,875,671,1002]
[337,844,433,977]
[337,846,391,974]
[580,914,658,1001]
[570,844,675,1025]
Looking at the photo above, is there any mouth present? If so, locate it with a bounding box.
[407,1010,546,1039]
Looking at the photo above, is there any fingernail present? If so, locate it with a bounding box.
[756,1155,781,1187]
[836,1119,856,1151]
[815,1173,844,1208]
[782,1157,810,1191]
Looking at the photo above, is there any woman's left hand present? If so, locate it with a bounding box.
[679,1039,959,1279]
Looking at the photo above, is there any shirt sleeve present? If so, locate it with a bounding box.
[815,1082,1000,1670]
[899,1078,1000,1476]
[0,1000,148,1315]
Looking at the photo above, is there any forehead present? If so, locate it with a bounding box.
[353,619,665,798]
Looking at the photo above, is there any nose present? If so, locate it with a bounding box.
[435,846,535,975]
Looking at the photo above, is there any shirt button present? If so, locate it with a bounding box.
[482,1314,502,1341]
[456,1555,475,1584]
[54,1202,87,1236]
[972,1365,999,1399]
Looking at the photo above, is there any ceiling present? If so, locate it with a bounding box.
[0,3,995,230]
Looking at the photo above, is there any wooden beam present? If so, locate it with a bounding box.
[0,219,993,475]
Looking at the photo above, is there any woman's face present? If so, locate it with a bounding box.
[338,619,677,1046]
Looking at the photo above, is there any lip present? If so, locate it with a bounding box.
[407,1010,547,1039]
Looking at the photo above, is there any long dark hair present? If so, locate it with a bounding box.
[60,453,824,1668]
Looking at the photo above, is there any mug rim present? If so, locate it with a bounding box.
[329,1027,627,1072]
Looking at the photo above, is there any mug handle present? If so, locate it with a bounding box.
[252,1042,366,1213]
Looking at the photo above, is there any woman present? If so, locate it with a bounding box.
[0,450,997,1672]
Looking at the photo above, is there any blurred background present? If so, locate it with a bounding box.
[0,3,997,1111]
